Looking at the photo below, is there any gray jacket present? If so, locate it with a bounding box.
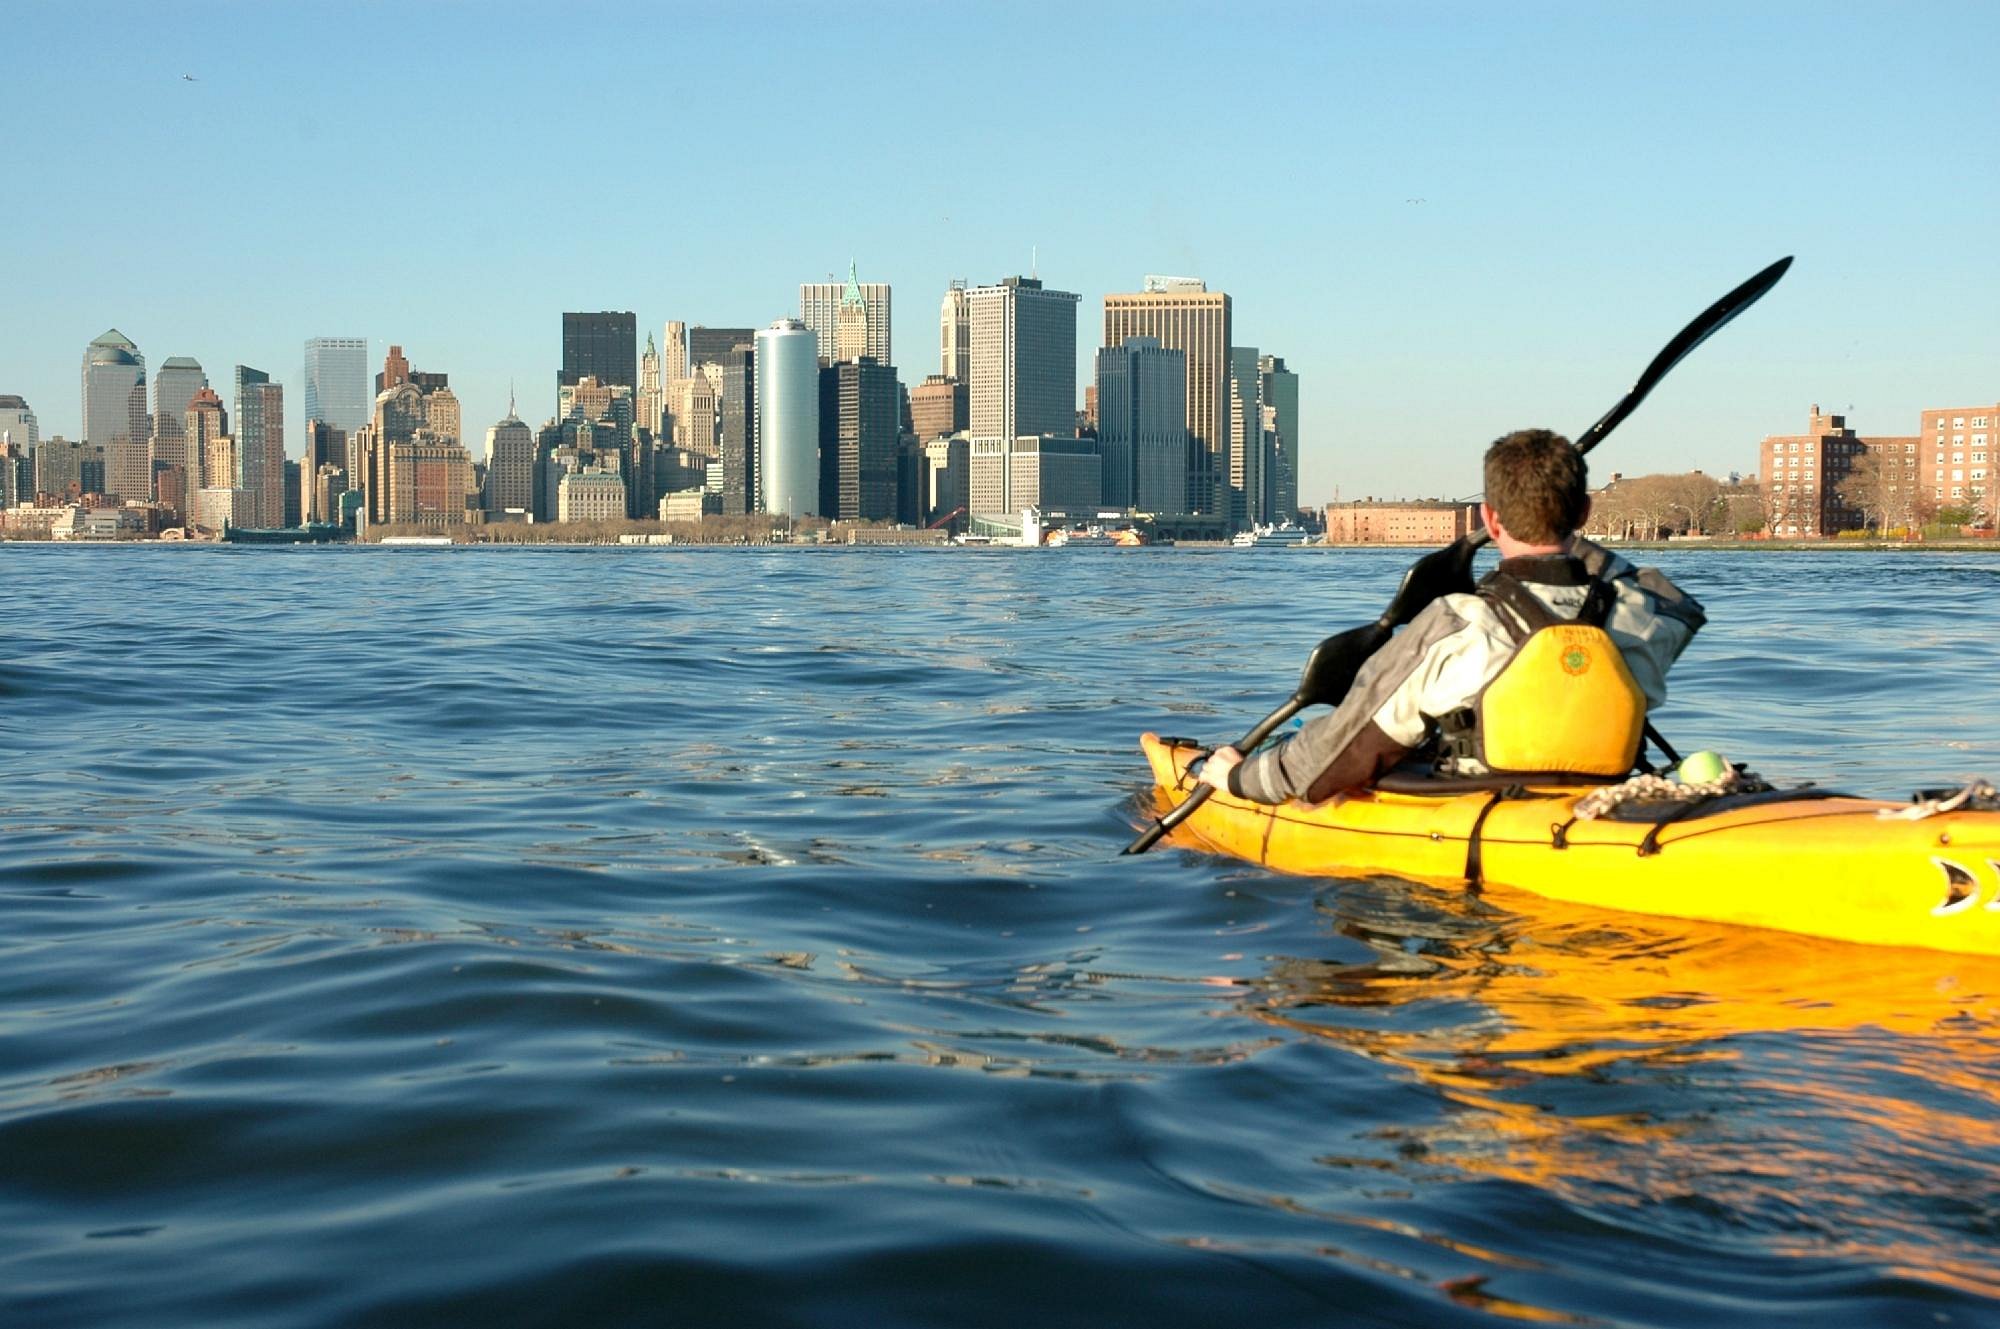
[1231,540,1706,804]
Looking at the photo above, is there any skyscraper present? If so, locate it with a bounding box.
[1096,337,1188,512]
[1228,346,1263,528]
[754,320,821,518]
[484,409,535,515]
[638,333,663,437]
[967,277,1079,443]
[302,420,348,523]
[715,344,756,516]
[800,262,891,367]
[304,337,370,436]
[83,329,149,501]
[909,374,968,443]
[235,366,285,527]
[1259,355,1299,520]
[1103,279,1233,520]
[560,312,637,395]
[149,357,207,501]
[688,326,757,371]
[0,394,39,452]
[818,358,899,522]
[940,281,970,383]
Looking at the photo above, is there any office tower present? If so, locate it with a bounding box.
[560,311,637,400]
[304,338,370,436]
[673,365,722,460]
[183,387,228,487]
[1097,337,1188,512]
[34,437,102,499]
[909,374,968,442]
[484,410,535,515]
[375,345,411,394]
[1227,346,1263,528]
[754,320,821,517]
[817,358,898,521]
[234,366,285,527]
[302,421,347,523]
[967,277,1079,443]
[1259,355,1299,520]
[800,262,891,367]
[940,281,970,382]
[924,434,969,526]
[424,386,461,443]
[0,395,39,451]
[1103,278,1233,519]
[0,435,27,508]
[688,326,756,370]
[639,333,663,436]
[715,344,756,516]
[283,460,302,527]
[662,322,688,382]
[149,357,207,492]
[83,329,149,501]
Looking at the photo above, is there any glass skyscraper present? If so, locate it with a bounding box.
[560,312,637,392]
[304,338,370,436]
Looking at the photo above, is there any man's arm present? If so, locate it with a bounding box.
[1203,597,1482,805]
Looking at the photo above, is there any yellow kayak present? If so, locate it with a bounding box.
[1140,732,2000,957]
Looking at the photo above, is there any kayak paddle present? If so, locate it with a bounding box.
[1123,255,1792,856]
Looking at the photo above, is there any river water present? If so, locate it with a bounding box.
[3,545,1998,1328]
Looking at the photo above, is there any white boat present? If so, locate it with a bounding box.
[1231,522,1313,548]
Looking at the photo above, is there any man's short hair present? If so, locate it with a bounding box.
[1484,429,1588,545]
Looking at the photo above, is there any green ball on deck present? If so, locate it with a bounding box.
[1677,750,1729,785]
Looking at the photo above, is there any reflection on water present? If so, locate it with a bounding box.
[1257,881,2000,1300]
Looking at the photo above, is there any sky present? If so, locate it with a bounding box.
[4,0,1996,504]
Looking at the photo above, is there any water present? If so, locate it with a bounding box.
[4,545,1998,1328]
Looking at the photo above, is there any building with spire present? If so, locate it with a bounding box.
[83,329,149,501]
[800,261,891,367]
[638,332,663,437]
[485,396,536,517]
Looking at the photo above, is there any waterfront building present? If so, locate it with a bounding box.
[484,410,535,516]
[1758,405,1911,537]
[1227,346,1263,529]
[818,357,898,521]
[968,435,1102,517]
[384,430,474,525]
[32,437,103,501]
[715,344,756,517]
[361,352,455,522]
[560,311,637,396]
[1324,500,1480,544]
[660,487,720,521]
[303,338,370,436]
[968,276,1079,444]
[83,329,149,501]
[1103,279,1233,520]
[909,374,967,443]
[940,281,971,384]
[557,467,627,523]
[1095,337,1187,512]
[655,448,709,497]
[314,465,350,529]
[1917,403,1999,514]
[800,262,891,367]
[234,366,285,527]
[754,320,821,517]
[639,333,663,437]
[193,485,249,532]
[1259,355,1299,520]
[0,394,40,452]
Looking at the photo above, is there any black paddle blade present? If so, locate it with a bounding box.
[1575,255,1793,457]
[1293,622,1394,711]
[1380,536,1480,633]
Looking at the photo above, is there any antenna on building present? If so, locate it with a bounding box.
[508,380,515,418]
[1032,245,1038,280]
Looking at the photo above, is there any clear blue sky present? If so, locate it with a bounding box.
[5,1,1995,503]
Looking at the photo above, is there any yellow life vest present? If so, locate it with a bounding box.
[1455,573,1646,778]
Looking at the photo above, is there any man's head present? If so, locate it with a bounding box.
[1481,429,1589,549]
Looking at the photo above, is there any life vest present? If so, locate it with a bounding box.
[1437,570,1646,778]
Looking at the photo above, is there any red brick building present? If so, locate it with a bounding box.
[1324,500,1480,544]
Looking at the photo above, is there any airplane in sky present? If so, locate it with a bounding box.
[182,73,198,82]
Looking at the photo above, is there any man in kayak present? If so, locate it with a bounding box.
[1199,429,1706,804]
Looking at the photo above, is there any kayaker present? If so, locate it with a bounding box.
[1199,429,1706,804]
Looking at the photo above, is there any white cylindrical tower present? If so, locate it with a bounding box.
[754,319,821,517]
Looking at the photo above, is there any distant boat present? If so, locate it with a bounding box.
[1231,522,1313,548]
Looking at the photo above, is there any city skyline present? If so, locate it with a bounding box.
[4,4,1997,503]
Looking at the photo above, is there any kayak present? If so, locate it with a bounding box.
[1140,732,2000,957]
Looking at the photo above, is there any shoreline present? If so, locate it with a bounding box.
[6,537,2000,553]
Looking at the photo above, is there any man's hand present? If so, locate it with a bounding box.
[1196,746,1243,794]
